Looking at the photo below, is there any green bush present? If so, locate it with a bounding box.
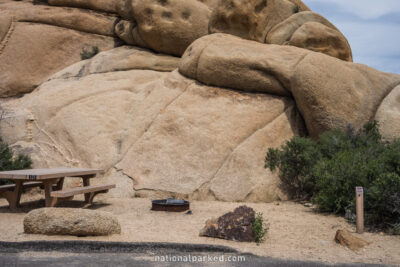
[0,138,32,185]
[80,46,99,60]
[265,137,320,200]
[265,121,400,231]
[252,212,269,243]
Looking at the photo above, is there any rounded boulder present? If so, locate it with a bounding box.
[24,208,121,236]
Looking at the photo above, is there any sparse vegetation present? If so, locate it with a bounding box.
[265,121,400,233]
[80,46,99,60]
[0,138,32,185]
[293,5,300,13]
[252,212,269,243]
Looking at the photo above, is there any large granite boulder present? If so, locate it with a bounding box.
[0,0,399,203]
[0,0,355,98]
[131,0,211,56]
[0,46,303,201]
[375,85,400,142]
[24,208,121,236]
[266,11,352,61]
[0,1,117,97]
[209,0,299,42]
[179,34,400,138]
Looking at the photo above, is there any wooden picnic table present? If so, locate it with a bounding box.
[0,168,115,209]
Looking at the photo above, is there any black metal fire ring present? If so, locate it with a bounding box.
[151,198,190,212]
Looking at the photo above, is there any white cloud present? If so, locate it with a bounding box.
[304,0,400,19]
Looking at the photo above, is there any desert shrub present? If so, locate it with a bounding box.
[265,137,320,200]
[265,121,400,231]
[80,46,99,60]
[252,212,269,243]
[293,5,300,13]
[0,138,32,185]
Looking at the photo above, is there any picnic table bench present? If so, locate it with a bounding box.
[0,168,115,209]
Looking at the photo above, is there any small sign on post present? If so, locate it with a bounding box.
[356,186,364,234]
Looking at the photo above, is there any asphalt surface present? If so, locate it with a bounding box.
[0,241,390,267]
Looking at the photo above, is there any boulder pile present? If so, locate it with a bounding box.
[0,0,399,202]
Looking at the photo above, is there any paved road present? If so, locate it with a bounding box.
[0,241,388,267]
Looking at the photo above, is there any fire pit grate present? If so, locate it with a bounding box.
[151,198,190,212]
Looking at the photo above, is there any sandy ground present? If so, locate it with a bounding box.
[0,193,399,266]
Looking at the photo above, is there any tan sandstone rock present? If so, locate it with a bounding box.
[179,34,307,96]
[209,0,297,42]
[48,0,125,15]
[115,20,137,45]
[179,33,400,138]
[51,46,180,80]
[0,1,117,97]
[289,22,352,61]
[335,229,370,251]
[0,22,115,97]
[0,46,301,201]
[132,0,211,56]
[375,85,400,142]
[267,11,340,44]
[24,208,121,236]
[267,11,352,61]
[10,4,118,37]
[0,14,11,44]
[48,0,134,20]
[291,53,400,137]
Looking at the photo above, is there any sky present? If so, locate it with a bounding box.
[303,0,400,74]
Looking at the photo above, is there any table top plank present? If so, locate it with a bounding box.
[0,168,103,180]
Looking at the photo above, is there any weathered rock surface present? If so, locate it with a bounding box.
[375,85,400,142]
[0,23,115,97]
[132,0,211,56]
[51,46,180,80]
[200,206,256,242]
[1,0,399,202]
[267,11,352,61]
[48,0,125,15]
[291,53,400,137]
[0,47,301,201]
[335,229,370,251]
[180,33,400,138]
[24,208,121,236]
[0,1,117,97]
[209,0,297,42]
[289,22,352,61]
[180,34,305,96]
[0,14,11,44]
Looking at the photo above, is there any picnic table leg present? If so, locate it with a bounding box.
[82,175,95,203]
[43,179,59,207]
[54,177,65,190]
[2,180,23,209]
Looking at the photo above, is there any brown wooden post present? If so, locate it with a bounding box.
[82,175,94,203]
[43,179,58,207]
[356,186,364,234]
[4,180,23,210]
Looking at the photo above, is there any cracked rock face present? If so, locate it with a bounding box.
[180,34,400,138]
[0,47,304,201]
[1,0,399,202]
[1,0,352,97]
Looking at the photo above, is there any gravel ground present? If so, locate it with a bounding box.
[0,195,399,265]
